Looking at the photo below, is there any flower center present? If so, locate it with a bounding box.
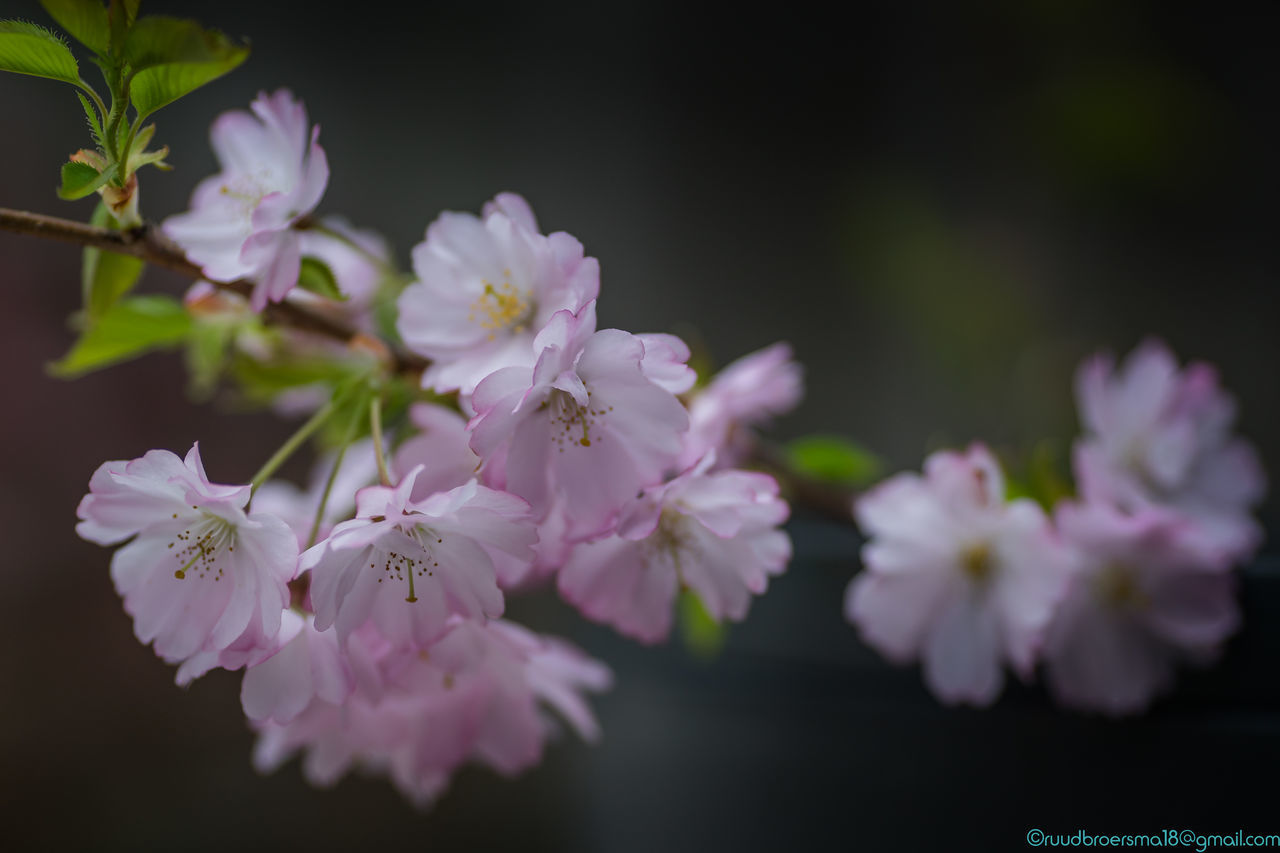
[547,388,611,449]
[467,271,533,341]
[960,542,995,584]
[168,512,237,581]
[372,527,445,603]
[644,508,696,583]
[1095,563,1148,610]
[217,168,284,218]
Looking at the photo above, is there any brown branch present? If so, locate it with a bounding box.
[1,206,860,528]
[0,207,427,373]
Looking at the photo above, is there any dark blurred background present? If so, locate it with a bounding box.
[2,1,1278,849]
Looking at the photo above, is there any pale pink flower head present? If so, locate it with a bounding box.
[76,444,299,675]
[1043,499,1240,715]
[390,403,480,503]
[558,454,791,643]
[469,301,691,541]
[680,342,804,469]
[304,468,536,648]
[1073,340,1265,566]
[240,611,353,725]
[397,192,600,395]
[846,444,1072,706]
[251,617,611,808]
[164,89,330,311]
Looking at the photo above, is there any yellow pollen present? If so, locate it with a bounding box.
[469,276,531,340]
[960,542,994,583]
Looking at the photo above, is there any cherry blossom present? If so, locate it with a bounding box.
[680,342,803,469]
[397,192,600,395]
[469,301,690,541]
[76,444,298,676]
[1043,500,1240,715]
[845,444,1072,706]
[304,468,536,648]
[251,618,611,807]
[163,89,329,311]
[1074,339,1265,566]
[558,455,791,642]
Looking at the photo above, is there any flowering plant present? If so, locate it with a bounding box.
[0,0,1268,812]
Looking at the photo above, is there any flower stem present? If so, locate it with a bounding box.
[250,386,352,496]
[305,396,366,549]
[370,394,392,487]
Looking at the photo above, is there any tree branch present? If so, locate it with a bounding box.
[0,205,858,527]
[0,207,427,373]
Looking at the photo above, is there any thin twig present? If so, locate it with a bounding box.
[0,207,426,373]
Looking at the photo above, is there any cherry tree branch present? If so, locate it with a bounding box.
[0,207,426,372]
[0,206,859,527]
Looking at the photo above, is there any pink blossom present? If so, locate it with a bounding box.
[304,468,536,648]
[845,444,1072,706]
[558,455,791,642]
[297,215,391,312]
[76,444,298,675]
[397,192,600,395]
[251,618,611,807]
[680,342,803,469]
[1043,500,1240,715]
[240,611,353,725]
[1074,339,1265,566]
[163,89,329,311]
[469,302,690,541]
[390,403,479,502]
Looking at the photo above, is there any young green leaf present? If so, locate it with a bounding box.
[75,89,106,148]
[0,20,81,85]
[786,435,883,488]
[58,158,117,199]
[39,0,109,55]
[185,319,235,400]
[124,16,248,118]
[50,294,192,378]
[297,257,346,301]
[678,590,727,661]
[81,203,144,320]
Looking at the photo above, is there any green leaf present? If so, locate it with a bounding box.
[297,257,345,301]
[39,0,109,55]
[50,294,191,378]
[58,158,116,199]
[124,16,248,117]
[0,20,80,84]
[81,203,143,319]
[786,435,883,488]
[678,590,727,662]
[76,89,106,148]
[184,319,234,400]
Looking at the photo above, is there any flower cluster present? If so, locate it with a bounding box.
[846,340,1265,715]
[79,91,801,804]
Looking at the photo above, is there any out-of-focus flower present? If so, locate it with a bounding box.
[558,455,790,642]
[305,468,535,648]
[1044,500,1240,715]
[846,444,1071,706]
[251,617,611,808]
[298,215,392,313]
[240,610,353,725]
[164,89,329,311]
[76,444,298,677]
[680,342,803,469]
[397,192,600,395]
[469,301,690,541]
[390,403,480,503]
[1073,339,1265,566]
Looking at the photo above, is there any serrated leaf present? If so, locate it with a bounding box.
[50,294,191,378]
[58,158,117,199]
[786,435,882,488]
[39,0,109,55]
[82,203,143,320]
[297,256,345,300]
[124,16,247,117]
[75,89,106,148]
[679,590,727,662]
[0,20,80,84]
